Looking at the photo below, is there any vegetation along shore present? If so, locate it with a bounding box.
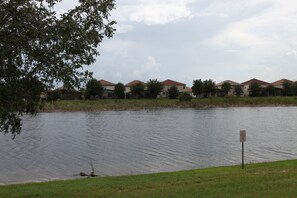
[1,159,297,197]
[43,97,297,112]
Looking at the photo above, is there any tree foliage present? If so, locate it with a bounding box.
[0,0,116,137]
[202,79,216,97]
[114,83,125,99]
[86,79,103,99]
[167,86,179,99]
[282,82,292,96]
[221,82,231,96]
[248,82,261,97]
[265,84,275,96]
[234,85,243,97]
[130,82,145,98]
[192,79,203,97]
[146,79,163,99]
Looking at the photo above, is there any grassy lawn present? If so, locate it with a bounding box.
[43,97,297,112]
[1,160,297,197]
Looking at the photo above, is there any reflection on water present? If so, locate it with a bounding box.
[0,107,297,184]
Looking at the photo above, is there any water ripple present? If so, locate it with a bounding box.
[1,107,297,184]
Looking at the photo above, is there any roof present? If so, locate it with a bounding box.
[241,78,270,86]
[125,80,146,87]
[271,79,293,86]
[162,79,186,86]
[184,87,192,92]
[216,80,240,86]
[98,79,116,86]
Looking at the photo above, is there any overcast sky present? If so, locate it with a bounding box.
[55,0,297,86]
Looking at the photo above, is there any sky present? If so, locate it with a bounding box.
[55,0,297,87]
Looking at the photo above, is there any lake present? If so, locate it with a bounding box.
[0,107,296,184]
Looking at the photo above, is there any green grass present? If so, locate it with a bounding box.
[1,160,297,197]
[43,97,297,112]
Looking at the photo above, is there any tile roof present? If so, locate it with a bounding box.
[125,80,146,87]
[162,79,186,86]
[271,79,293,86]
[98,79,116,86]
[216,80,240,86]
[241,78,270,86]
[184,87,192,92]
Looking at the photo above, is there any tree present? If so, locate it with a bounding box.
[146,79,163,99]
[202,79,216,97]
[234,85,243,97]
[248,82,261,97]
[265,84,275,96]
[130,82,145,98]
[192,79,203,98]
[291,82,297,96]
[86,79,103,99]
[221,82,231,96]
[0,0,116,136]
[282,81,292,96]
[168,86,179,99]
[114,83,125,99]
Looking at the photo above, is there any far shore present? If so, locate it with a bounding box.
[43,96,297,112]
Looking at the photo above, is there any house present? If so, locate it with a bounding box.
[99,79,116,99]
[241,78,270,96]
[125,80,146,98]
[216,80,241,96]
[184,87,194,97]
[161,79,186,97]
[271,79,294,96]
[271,79,293,89]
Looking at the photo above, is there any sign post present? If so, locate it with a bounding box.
[240,130,246,169]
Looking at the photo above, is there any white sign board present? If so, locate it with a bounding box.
[240,130,246,142]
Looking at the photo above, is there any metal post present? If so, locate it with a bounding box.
[240,130,246,169]
[242,142,244,169]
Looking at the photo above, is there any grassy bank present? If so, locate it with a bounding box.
[1,160,297,197]
[43,96,297,112]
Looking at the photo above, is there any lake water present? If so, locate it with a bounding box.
[0,107,297,184]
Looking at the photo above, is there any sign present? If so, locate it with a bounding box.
[240,130,246,142]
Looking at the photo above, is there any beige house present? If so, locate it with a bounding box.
[99,79,116,90]
[184,87,194,97]
[125,80,146,93]
[271,79,293,89]
[241,78,270,96]
[99,79,116,99]
[161,79,186,97]
[216,80,241,96]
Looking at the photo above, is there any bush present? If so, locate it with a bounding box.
[86,79,103,99]
[179,92,192,102]
[114,83,125,99]
[146,79,163,99]
[47,89,81,101]
[168,86,179,99]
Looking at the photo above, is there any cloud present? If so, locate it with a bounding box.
[206,1,297,59]
[101,39,142,57]
[115,0,194,25]
[130,56,161,79]
[114,24,134,34]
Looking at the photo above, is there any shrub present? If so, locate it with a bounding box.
[146,79,163,99]
[86,79,103,99]
[179,92,192,102]
[168,86,179,99]
[114,83,125,99]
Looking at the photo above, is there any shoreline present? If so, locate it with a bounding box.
[43,97,297,112]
